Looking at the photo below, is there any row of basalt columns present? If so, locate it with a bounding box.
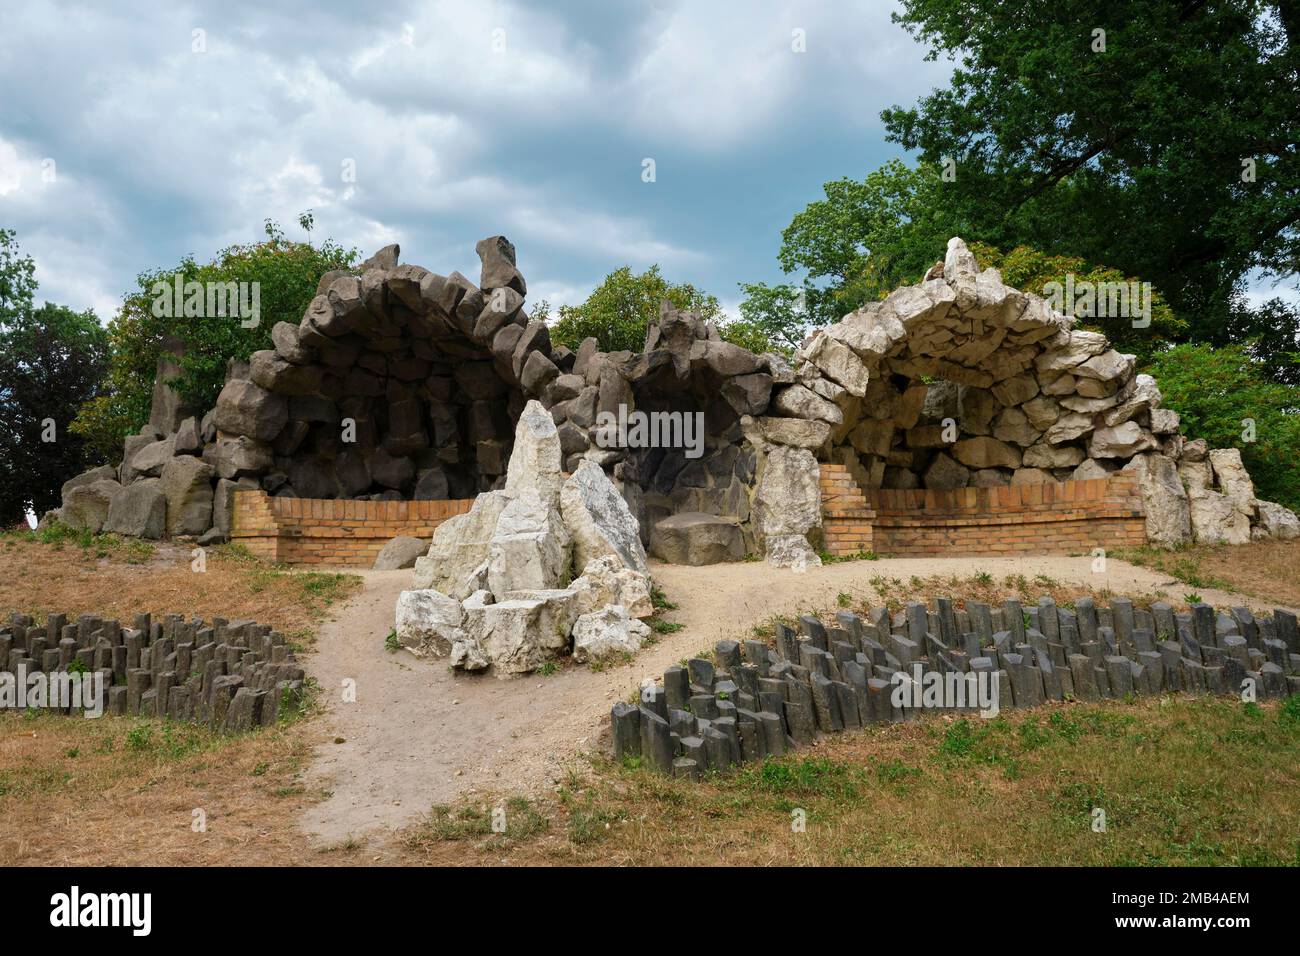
[1,611,306,732]
[613,595,1300,777]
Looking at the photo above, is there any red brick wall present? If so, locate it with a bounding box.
[819,464,1146,557]
[231,491,474,567]
[820,465,875,555]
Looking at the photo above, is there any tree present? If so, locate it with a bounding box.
[744,160,967,331]
[0,230,109,523]
[734,282,809,352]
[881,0,1300,357]
[550,265,723,353]
[742,159,1181,360]
[71,218,356,462]
[1145,343,1300,510]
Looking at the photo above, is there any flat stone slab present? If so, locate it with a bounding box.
[649,512,745,566]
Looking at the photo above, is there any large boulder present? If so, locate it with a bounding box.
[1188,490,1251,545]
[129,436,176,478]
[213,379,287,442]
[1088,422,1158,459]
[569,555,653,619]
[467,595,575,677]
[374,535,428,570]
[160,455,215,536]
[753,445,820,543]
[923,452,970,490]
[486,489,572,599]
[797,334,869,396]
[394,588,465,657]
[505,399,563,509]
[412,491,510,598]
[753,416,831,449]
[650,512,745,565]
[1254,500,1300,540]
[572,605,650,664]
[61,479,124,533]
[753,445,821,569]
[1123,453,1191,547]
[103,479,166,539]
[560,459,648,574]
[203,434,273,480]
[1208,448,1256,516]
[771,384,842,424]
[952,436,1022,470]
[61,464,117,500]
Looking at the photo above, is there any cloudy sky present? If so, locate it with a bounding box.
[0,0,959,321]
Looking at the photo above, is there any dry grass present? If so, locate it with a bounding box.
[0,528,361,648]
[3,526,1296,867]
[0,711,352,865]
[1116,539,1300,608]
[0,528,372,865]
[395,696,1300,866]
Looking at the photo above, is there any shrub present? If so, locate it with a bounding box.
[1144,343,1300,510]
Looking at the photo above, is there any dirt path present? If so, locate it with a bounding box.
[297,554,1290,846]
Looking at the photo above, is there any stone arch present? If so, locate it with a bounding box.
[59,234,1298,558]
[744,237,1191,567]
[805,238,1163,494]
[207,237,561,503]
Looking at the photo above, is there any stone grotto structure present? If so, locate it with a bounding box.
[52,235,1299,579]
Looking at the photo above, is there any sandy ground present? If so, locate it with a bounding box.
[296,554,1290,846]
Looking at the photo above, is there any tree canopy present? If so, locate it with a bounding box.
[71,219,355,462]
[881,0,1300,356]
[0,229,109,523]
[547,264,777,354]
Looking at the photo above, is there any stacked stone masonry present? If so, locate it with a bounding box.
[1,610,306,732]
[613,595,1300,778]
[52,235,1300,564]
[232,490,473,566]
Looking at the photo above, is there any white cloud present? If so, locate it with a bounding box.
[0,0,953,320]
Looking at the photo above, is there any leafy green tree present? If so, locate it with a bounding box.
[881,0,1300,356]
[742,158,1181,359]
[745,160,965,330]
[550,265,723,353]
[72,219,355,461]
[0,230,109,523]
[734,282,808,352]
[1145,343,1300,510]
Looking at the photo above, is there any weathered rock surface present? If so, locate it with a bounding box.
[160,456,215,536]
[373,535,427,570]
[650,512,745,565]
[572,605,651,663]
[104,479,166,539]
[1123,453,1191,547]
[62,479,124,533]
[561,458,648,574]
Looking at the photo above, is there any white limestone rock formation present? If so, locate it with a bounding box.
[399,400,656,677]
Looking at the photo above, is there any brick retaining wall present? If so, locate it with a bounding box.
[231,491,474,566]
[820,464,1146,557]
